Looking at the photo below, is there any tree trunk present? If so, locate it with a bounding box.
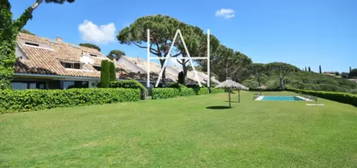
[176,56,189,85]
[279,70,284,90]
[279,77,284,90]
[225,63,229,80]
[257,74,261,87]
[182,62,187,83]
[159,59,166,86]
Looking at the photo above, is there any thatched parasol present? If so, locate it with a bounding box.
[216,79,249,107]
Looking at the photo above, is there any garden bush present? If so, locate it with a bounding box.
[152,87,224,99]
[0,88,140,113]
[110,80,147,99]
[210,88,225,93]
[289,88,357,106]
[179,88,196,96]
[152,88,180,99]
[167,83,187,88]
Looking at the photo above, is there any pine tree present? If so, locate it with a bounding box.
[319,65,322,74]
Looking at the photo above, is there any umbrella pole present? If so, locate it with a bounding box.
[238,90,241,103]
[228,89,231,107]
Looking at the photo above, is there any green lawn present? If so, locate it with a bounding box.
[1,91,357,168]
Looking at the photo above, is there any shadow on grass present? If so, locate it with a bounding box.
[206,106,231,110]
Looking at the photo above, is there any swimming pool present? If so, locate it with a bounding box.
[256,96,309,101]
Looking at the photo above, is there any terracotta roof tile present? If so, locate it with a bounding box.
[15,33,109,78]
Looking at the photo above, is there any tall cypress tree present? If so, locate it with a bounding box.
[109,62,116,81]
[319,65,322,74]
[100,60,110,88]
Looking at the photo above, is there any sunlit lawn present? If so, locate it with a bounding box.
[1,91,357,168]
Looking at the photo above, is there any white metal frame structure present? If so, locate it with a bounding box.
[146,29,211,88]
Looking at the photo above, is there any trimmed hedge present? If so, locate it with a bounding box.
[0,88,140,113]
[110,80,147,99]
[289,88,357,106]
[152,87,224,99]
[152,88,181,99]
[211,88,225,94]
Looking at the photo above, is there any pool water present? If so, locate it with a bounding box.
[260,96,304,101]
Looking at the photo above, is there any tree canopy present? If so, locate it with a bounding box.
[350,68,357,78]
[107,50,125,61]
[118,15,213,84]
[79,43,101,51]
[209,45,252,82]
[263,62,299,89]
[247,63,267,87]
[118,15,185,57]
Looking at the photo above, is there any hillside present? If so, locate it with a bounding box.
[242,63,357,93]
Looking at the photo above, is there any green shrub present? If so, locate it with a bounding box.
[179,88,196,96]
[152,88,180,99]
[198,88,210,95]
[289,88,357,106]
[0,88,140,113]
[110,80,147,99]
[167,83,187,88]
[152,87,224,99]
[210,88,225,93]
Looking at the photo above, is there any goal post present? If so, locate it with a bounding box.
[146,29,211,88]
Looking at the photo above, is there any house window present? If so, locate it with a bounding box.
[93,66,101,71]
[12,82,27,90]
[25,42,40,47]
[90,54,97,57]
[61,62,81,69]
[12,82,46,90]
[62,81,89,89]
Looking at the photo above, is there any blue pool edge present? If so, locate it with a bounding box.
[255,96,312,101]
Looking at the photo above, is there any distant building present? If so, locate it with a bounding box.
[323,72,341,78]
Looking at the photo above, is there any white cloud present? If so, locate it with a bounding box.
[78,20,116,44]
[215,8,236,19]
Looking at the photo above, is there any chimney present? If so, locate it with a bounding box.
[55,37,63,43]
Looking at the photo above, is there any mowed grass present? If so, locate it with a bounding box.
[1,91,357,168]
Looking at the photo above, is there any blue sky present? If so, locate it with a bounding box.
[9,0,357,72]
